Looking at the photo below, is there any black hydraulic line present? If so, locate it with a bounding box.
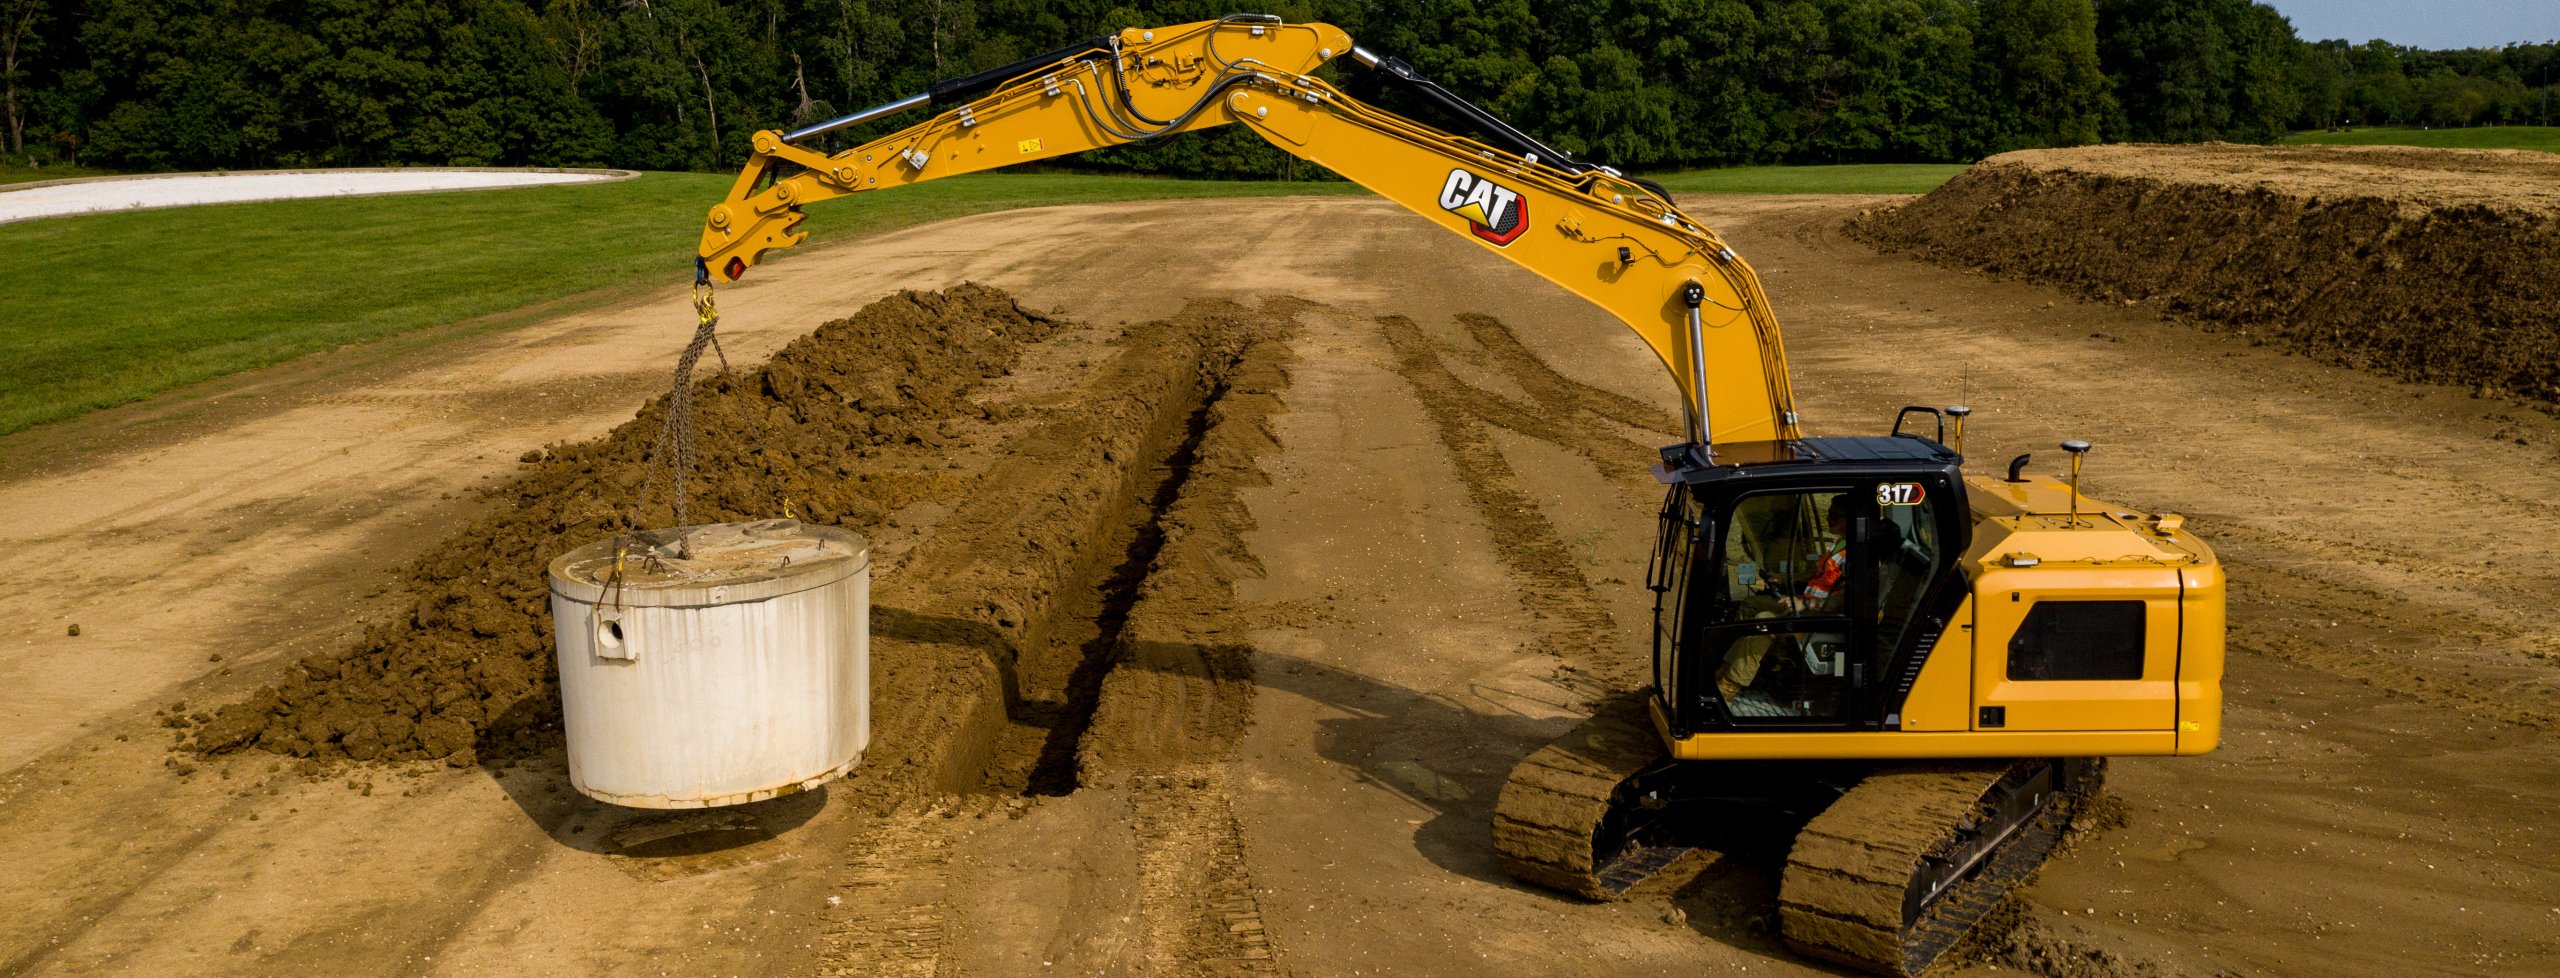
[1072,69,1256,143]
[1349,46,1681,206]
[1358,51,1593,175]
[1125,15,1279,127]
[930,35,1112,107]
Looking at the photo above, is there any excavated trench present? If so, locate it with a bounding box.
[854,300,1287,810]
[804,300,1295,976]
[980,358,1236,796]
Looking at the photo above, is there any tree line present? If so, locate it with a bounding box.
[1,0,2553,179]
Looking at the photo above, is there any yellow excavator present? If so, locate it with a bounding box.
[694,16,2224,976]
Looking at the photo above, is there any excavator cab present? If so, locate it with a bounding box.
[1649,436,1970,738]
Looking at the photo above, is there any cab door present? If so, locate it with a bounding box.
[1648,485,1705,730]
[1682,485,1873,728]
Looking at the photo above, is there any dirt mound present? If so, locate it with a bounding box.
[188,284,1059,765]
[1850,143,2560,402]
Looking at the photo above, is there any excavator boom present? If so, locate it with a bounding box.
[697,15,1800,447]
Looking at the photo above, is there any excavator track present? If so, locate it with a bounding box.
[1491,695,1685,900]
[1778,759,2103,977]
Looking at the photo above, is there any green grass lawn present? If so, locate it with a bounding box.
[0,171,1362,436]
[2,159,1963,437]
[0,164,121,185]
[2280,125,2559,153]
[1652,163,1968,196]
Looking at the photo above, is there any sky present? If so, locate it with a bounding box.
[2260,0,2558,49]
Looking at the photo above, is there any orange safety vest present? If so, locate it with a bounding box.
[1803,546,1848,601]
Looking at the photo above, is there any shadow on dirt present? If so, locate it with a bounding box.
[1234,647,1798,954]
[472,595,1794,948]
[470,601,1022,861]
[473,697,827,876]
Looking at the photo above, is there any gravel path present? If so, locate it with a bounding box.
[0,168,631,224]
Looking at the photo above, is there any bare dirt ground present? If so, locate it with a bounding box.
[4,191,2557,978]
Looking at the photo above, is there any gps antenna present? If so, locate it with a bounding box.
[2061,440,2092,527]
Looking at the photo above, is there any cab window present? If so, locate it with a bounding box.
[1714,490,1849,624]
[1708,489,1852,721]
[1650,486,1707,703]
[2007,601,2145,680]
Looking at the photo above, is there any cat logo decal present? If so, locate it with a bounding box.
[1438,168,1529,246]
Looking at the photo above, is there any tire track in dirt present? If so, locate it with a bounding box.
[815,800,992,978]
[1383,314,1675,501]
[0,774,266,977]
[1130,770,1281,975]
[1374,313,1653,696]
[1455,312,1680,440]
[2,756,563,978]
[2224,558,2559,730]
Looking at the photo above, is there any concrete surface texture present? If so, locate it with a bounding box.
[0,168,625,223]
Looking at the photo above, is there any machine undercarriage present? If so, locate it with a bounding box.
[1494,697,2106,977]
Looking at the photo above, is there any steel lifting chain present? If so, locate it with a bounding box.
[636,263,734,540]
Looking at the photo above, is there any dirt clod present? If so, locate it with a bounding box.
[1991,918,2182,978]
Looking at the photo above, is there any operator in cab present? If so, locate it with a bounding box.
[1716,494,1850,701]
[1782,496,1852,614]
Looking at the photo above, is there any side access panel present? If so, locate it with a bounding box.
[1970,567,2180,732]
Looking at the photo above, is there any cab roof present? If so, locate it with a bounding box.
[1661,436,1959,482]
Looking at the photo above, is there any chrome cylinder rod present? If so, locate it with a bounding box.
[783,92,932,144]
[1682,282,1712,453]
